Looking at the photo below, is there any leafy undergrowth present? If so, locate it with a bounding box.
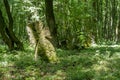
[0,44,120,80]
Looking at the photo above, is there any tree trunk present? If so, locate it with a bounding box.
[45,0,58,46]
[0,0,24,50]
[4,0,23,50]
[0,10,14,50]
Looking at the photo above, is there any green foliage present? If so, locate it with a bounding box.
[76,31,91,48]
[1,0,120,48]
[54,0,95,49]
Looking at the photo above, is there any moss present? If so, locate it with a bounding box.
[28,21,58,63]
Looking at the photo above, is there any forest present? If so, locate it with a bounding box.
[0,0,120,80]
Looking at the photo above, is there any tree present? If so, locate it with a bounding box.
[0,0,23,50]
[45,0,58,46]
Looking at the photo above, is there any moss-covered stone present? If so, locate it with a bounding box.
[27,21,58,63]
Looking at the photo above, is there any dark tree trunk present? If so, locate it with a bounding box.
[3,0,13,30]
[0,9,14,50]
[45,0,58,46]
[0,0,24,50]
[4,0,23,50]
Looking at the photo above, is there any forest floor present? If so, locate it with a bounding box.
[0,44,120,80]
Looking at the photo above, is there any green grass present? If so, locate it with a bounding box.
[0,44,120,80]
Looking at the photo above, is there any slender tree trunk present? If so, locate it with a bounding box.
[3,0,13,30]
[0,10,14,50]
[4,0,23,50]
[92,0,98,43]
[45,0,58,46]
